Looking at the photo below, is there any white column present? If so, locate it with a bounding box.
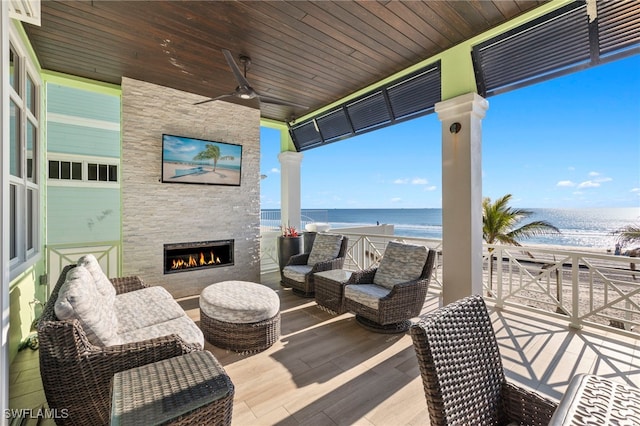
[278,151,303,231]
[435,93,489,305]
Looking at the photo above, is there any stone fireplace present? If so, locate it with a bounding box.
[121,77,261,299]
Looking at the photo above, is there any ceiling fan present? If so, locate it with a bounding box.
[195,49,308,109]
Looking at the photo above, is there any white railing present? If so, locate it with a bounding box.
[260,229,639,336]
[484,245,639,334]
[260,209,329,232]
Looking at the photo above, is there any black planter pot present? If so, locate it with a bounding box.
[303,232,317,253]
[278,236,302,282]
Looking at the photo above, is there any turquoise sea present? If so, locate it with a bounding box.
[264,208,640,250]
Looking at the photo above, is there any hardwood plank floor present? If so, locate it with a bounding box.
[8,271,639,425]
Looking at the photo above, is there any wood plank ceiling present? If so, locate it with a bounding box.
[23,0,547,123]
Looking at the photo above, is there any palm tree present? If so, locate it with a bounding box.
[613,224,640,247]
[482,194,560,294]
[483,194,560,245]
[193,143,221,171]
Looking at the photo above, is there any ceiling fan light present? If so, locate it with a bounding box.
[239,93,252,99]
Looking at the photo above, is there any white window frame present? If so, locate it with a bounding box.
[8,23,41,279]
[46,153,120,188]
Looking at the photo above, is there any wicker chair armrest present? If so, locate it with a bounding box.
[347,267,378,284]
[502,382,558,425]
[382,278,424,298]
[287,253,310,266]
[110,275,148,294]
[100,334,201,367]
[311,257,345,273]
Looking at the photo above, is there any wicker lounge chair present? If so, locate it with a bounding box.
[343,241,436,333]
[410,294,558,426]
[37,264,201,425]
[282,233,348,297]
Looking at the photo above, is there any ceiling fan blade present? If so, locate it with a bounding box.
[193,93,233,105]
[258,94,309,109]
[222,49,251,89]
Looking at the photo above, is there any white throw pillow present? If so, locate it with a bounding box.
[55,265,121,346]
[77,254,116,305]
[307,234,343,266]
[373,241,429,290]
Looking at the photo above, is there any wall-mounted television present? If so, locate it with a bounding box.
[161,134,242,186]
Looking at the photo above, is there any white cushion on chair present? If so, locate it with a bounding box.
[344,284,391,310]
[77,254,116,305]
[373,241,429,290]
[54,266,121,346]
[307,233,343,265]
[283,264,313,283]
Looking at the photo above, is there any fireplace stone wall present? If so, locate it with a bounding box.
[121,77,261,298]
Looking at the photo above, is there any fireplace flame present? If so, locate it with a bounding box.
[171,251,222,270]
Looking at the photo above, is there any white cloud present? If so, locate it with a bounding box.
[424,186,437,191]
[588,171,600,177]
[577,180,600,189]
[557,180,575,187]
[568,166,576,171]
[631,188,640,193]
[595,177,612,183]
[270,168,280,174]
[395,177,429,185]
[391,197,402,203]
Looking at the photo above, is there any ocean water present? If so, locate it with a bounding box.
[291,207,640,250]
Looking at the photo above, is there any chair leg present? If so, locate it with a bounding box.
[292,288,315,298]
[355,315,411,334]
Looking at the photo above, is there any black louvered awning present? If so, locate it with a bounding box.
[473,1,640,97]
[290,62,441,151]
[291,1,639,152]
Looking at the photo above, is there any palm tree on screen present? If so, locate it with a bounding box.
[194,144,221,171]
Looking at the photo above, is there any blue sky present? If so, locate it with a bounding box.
[260,55,640,209]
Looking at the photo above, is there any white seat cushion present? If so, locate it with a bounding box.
[307,233,343,265]
[54,266,121,346]
[77,254,117,305]
[118,315,204,348]
[282,264,313,283]
[115,287,186,334]
[373,241,429,290]
[344,284,391,310]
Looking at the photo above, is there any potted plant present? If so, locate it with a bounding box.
[277,224,302,282]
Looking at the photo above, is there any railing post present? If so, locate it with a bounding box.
[495,247,504,308]
[570,253,582,329]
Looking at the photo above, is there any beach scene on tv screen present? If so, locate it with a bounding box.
[162,135,242,185]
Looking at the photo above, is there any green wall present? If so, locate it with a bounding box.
[45,81,122,246]
[47,83,120,120]
[46,122,120,157]
[46,187,120,244]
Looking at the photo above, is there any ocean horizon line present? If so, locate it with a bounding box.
[261,207,639,250]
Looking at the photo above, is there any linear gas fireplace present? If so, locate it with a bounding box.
[164,240,234,274]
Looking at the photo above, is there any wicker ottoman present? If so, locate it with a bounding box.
[111,351,234,425]
[200,281,281,353]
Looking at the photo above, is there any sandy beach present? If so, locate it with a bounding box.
[163,162,241,185]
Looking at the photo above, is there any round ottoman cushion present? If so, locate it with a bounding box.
[200,281,280,323]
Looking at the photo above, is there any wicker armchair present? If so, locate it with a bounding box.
[282,234,348,297]
[410,294,558,426]
[344,242,436,333]
[37,264,201,426]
